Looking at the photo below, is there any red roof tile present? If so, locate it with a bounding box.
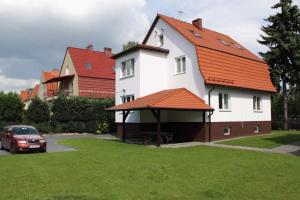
[20,90,30,102]
[43,70,59,97]
[67,47,115,79]
[78,77,114,98]
[29,84,39,99]
[106,88,213,111]
[143,14,276,92]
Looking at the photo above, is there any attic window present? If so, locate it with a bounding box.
[189,30,201,38]
[85,63,92,70]
[219,39,230,46]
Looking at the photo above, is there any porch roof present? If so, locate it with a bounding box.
[106,88,214,111]
[42,74,75,84]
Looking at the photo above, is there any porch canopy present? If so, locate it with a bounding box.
[106,88,214,146]
[42,74,75,84]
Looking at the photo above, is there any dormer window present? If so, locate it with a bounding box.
[85,63,92,70]
[121,58,135,78]
[158,34,164,47]
[219,39,230,46]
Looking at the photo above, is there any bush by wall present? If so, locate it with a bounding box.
[25,97,51,133]
[51,96,115,133]
[0,92,24,128]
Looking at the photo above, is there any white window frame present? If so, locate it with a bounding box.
[224,127,231,136]
[175,56,186,75]
[253,96,262,112]
[121,94,135,104]
[218,92,231,111]
[121,58,135,79]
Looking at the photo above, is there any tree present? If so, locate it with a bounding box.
[122,41,138,50]
[25,97,50,124]
[0,92,24,126]
[258,0,300,129]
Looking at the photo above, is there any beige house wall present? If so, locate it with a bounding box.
[59,51,79,96]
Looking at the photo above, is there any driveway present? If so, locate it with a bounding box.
[0,134,118,155]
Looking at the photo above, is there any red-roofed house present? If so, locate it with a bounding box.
[107,14,275,145]
[20,84,40,109]
[38,69,59,100]
[43,45,115,99]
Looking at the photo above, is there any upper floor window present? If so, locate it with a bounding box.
[121,59,134,78]
[158,34,164,47]
[219,92,230,110]
[66,65,69,75]
[175,56,186,74]
[253,96,262,111]
[121,95,135,104]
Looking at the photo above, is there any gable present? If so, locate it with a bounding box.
[143,14,276,92]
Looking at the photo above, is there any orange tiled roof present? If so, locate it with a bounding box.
[20,90,30,102]
[106,88,213,111]
[43,70,59,97]
[143,14,276,92]
[29,84,39,99]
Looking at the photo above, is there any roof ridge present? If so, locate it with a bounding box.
[67,46,105,54]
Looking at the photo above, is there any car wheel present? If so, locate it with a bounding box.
[10,144,17,154]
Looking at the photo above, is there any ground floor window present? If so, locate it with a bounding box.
[224,127,231,136]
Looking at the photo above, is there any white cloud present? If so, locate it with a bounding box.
[0,75,38,93]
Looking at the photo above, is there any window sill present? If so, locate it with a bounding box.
[219,109,231,112]
[174,72,186,76]
[253,110,263,113]
[120,75,134,80]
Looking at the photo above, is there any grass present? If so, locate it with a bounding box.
[218,130,300,149]
[0,138,299,200]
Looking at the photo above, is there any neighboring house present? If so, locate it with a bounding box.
[107,14,275,145]
[43,45,115,98]
[20,84,39,109]
[38,69,59,101]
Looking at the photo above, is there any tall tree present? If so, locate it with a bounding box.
[258,0,300,129]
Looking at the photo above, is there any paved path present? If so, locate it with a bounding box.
[162,141,300,156]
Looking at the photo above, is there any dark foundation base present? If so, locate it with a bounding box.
[117,121,272,143]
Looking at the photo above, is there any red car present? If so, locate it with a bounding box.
[0,125,47,153]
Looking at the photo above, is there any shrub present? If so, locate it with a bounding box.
[35,122,51,134]
[25,97,50,124]
[0,92,24,124]
[85,120,99,133]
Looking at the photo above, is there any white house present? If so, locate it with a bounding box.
[107,14,275,145]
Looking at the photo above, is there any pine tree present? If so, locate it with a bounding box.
[258,0,300,129]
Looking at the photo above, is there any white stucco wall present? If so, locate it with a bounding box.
[206,87,271,122]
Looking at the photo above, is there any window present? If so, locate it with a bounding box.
[219,92,230,110]
[219,39,230,46]
[254,125,260,133]
[158,34,164,47]
[121,95,135,104]
[189,30,201,38]
[175,56,186,74]
[253,96,262,111]
[66,65,69,75]
[121,59,134,78]
[224,127,231,136]
[234,43,243,49]
[85,63,92,70]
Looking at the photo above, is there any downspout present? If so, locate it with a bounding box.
[208,86,216,142]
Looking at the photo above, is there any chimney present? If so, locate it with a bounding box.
[104,47,112,57]
[192,18,203,30]
[86,43,94,50]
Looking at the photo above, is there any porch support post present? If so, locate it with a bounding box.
[150,109,161,147]
[156,110,161,147]
[122,110,130,142]
[203,111,206,123]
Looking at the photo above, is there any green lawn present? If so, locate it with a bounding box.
[0,138,299,200]
[218,130,300,149]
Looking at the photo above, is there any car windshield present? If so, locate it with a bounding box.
[12,127,38,135]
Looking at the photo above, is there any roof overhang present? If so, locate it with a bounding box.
[43,74,75,84]
[106,88,214,112]
[112,44,169,59]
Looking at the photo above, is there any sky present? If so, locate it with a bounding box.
[0,0,299,93]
